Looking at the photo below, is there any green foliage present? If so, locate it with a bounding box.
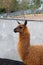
[0,8,6,14]
[12,0,20,12]
[2,0,30,12]
[19,0,30,10]
[0,0,42,13]
[33,0,41,9]
[30,5,36,9]
[1,0,20,13]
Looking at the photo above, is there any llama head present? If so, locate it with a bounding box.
[14,20,27,33]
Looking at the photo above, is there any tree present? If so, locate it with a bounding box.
[29,0,41,14]
[2,0,19,13]
[20,0,29,10]
[3,0,12,13]
[33,0,41,8]
[0,0,3,8]
[12,0,20,12]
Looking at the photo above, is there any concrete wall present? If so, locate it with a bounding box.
[0,20,43,61]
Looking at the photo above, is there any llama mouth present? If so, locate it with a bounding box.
[14,29,17,33]
[14,30,16,33]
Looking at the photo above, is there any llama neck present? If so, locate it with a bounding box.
[18,28,30,60]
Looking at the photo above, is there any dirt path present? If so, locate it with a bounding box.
[14,14,43,20]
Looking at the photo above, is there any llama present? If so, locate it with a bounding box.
[14,20,43,65]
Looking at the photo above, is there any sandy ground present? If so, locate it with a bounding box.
[14,14,43,20]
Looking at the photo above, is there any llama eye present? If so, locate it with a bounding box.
[19,27,22,29]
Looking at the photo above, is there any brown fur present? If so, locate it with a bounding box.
[14,22,43,65]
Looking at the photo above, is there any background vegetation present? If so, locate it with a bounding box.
[0,0,42,14]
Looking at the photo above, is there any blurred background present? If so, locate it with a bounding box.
[0,0,43,17]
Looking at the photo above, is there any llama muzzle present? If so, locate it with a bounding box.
[14,28,18,33]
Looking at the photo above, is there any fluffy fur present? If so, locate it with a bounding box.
[14,21,43,65]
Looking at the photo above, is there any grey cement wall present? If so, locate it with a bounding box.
[0,19,43,61]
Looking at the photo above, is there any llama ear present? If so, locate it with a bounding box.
[17,20,20,24]
[24,20,27,26]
